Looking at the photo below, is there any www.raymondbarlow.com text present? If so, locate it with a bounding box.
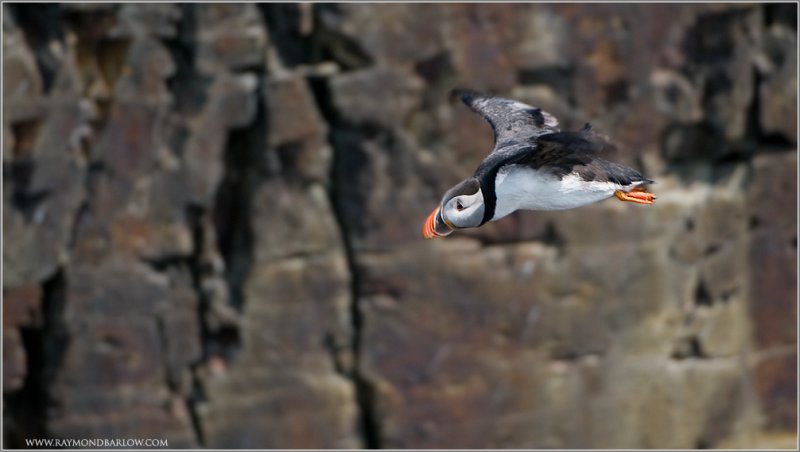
[25,438,168,448]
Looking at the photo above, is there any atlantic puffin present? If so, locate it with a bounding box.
[423,90,656,239]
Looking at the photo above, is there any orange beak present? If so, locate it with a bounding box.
[422,207,454,239]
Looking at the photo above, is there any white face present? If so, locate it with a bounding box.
[441,190,485,228]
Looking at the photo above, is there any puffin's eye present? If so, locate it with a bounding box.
[456,201,464,211]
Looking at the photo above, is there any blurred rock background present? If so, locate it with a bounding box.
[2,3,796,449]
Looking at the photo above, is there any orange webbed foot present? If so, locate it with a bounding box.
[614,189,656,205]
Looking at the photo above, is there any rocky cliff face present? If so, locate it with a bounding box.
[3,3,796,449]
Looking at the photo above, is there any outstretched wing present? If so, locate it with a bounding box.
[456,89,560,150]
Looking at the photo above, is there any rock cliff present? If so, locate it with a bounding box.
[3,3,796,448]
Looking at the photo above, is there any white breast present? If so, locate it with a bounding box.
[492,165,631,220]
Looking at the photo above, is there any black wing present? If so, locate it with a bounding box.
[456,90,560,150]
[522,124,649,185]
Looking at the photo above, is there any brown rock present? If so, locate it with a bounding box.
[749,231,797,349]
[754,351,798,431]
[137,170,194,259]
[3,329,27,393]
[242,253,351,366]
[3,50,88,286]
[95,102,163,184]
[266,75,327,147]
[48,260,199,445]
[82,34,197,260]
[330,67,424,129]
[331,128,436,253]
[355,236,757,448]
[2,9,45,123]
[748,153,797,349]
[3,284,42,328]
[156,275,202,390]
[199,252,359,448]
[511,6,570,71]
[112,4,181,39]
[200,372,360,449]
[196,3,267,73]
[443,4,523,92]
[114,37,175,105]
[356,242,552,447]
[759,25,797,143]
[251,181,343,264]
[2,207,63,287]
[326,4,447,66]
[698,297,750,357]
[48,399,197,448]
[184,72,258,204]
[681,7,761,142]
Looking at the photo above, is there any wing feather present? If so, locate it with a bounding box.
[522,126,647,184]
[455,90,560,149]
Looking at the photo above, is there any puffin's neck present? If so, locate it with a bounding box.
[474,147,528,225]
[476,170,498,225]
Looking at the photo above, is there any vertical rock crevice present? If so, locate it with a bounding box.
[156,8,206,446]
[212,99,266,316]
[183,205,209,447]
[313,81,383,448]
[293,8,382,446]
[7,4,65,93]
[159,4,267,444]
[4,270,68,448]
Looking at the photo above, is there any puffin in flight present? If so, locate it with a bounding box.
[423,90,656,239]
